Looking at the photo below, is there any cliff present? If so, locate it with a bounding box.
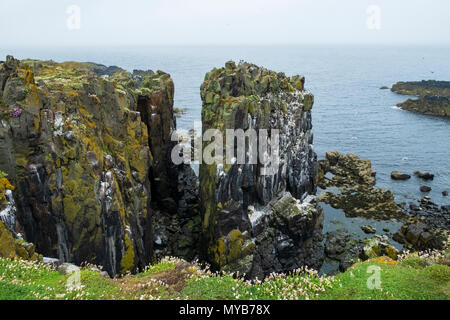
[199,61,322,278]
[1,173,41,261]
[0,56,323,278]
[391,80,450,117]
[0,56,199,275]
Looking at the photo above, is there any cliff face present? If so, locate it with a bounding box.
[0,56,198,275]
[0,57,321,278]
[1,173,41,261]
[199,62,322,278]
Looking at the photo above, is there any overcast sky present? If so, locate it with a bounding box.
[1,0,449,46]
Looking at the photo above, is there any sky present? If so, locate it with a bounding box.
[1,0,449,46]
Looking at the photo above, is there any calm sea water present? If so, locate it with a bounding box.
[2,45,449,207]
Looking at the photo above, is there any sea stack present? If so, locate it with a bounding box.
[199,61,323,278]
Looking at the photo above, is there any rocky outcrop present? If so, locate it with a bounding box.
[391,80,450,97]
[394,197,449,251]
[324,229,398,272]
[199,61,322,278]
[0,56,199,276]
[391,81,450,117]
[317,152,405,220]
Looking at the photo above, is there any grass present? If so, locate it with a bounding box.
[0,248,449,300]
[0,259,122,300]
[319,257,450,300]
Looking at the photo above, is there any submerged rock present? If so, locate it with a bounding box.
[420,186,432,193]
[199,61,322,278]
[361,225,376,234]
[414,171,435,181]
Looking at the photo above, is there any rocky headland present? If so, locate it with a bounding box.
[391,80,450,117]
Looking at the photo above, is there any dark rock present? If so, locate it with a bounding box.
[420,186,432,193]
[199,62,322,278]
[393,218,447,251]
[443,191,448,196]
[324,231,398,272]
[325,229,352,258]
[379,86,389,90]
[414,171,435,181]
[0,56,200,276]
[391,171,411,180]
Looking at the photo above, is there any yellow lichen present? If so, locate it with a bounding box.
[0,176,14,206]
[121,233,135,273]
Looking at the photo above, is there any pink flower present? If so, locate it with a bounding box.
[11,108,23,118]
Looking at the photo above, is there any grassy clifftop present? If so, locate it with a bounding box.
[1,245,449,300]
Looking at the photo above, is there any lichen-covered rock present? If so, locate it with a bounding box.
[135,72,200,261]
[317,152,376,189]
[394,218,448,251]
[391,81,450,117]
[199,61,322,277]
[0,56,199,275]
[317,152,405,220]
[324,230,398,271]
[397,96,450,117]
[0,221,41,261]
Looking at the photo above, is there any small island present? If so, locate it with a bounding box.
[391,80,450,117]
